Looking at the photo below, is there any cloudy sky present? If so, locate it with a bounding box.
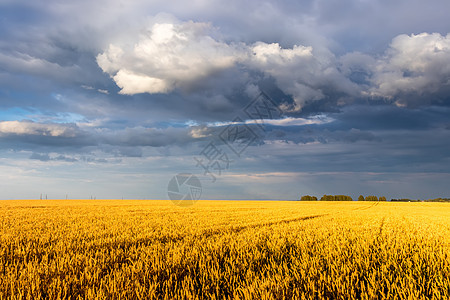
[1,0,449,200]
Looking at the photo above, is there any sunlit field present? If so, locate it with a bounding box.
[0,200,449,299]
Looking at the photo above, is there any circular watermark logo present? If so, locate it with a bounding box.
[167,173,202,207]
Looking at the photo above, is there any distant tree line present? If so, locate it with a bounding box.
[321,195,353,201]
[425,198,450,202]
[358,195,387,201]
[300,195,449,202]
[390,199,421,202]
[300,195,353,201]
[391,198,450,202]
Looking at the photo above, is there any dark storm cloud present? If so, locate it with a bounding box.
[239,126,450,176]
[328,105,450,131]
[0,120,208,157]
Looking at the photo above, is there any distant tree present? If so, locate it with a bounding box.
[300,195,318,201]
[358,195,364,201]
[318,195,353,201]
[320,195,335,201]
[379,196,387,201]
[365,195,378,201]
[335,195,353,201]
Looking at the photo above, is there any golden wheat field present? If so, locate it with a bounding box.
[0,200,449,299]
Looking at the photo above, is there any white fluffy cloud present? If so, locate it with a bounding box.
[97,17,360,111]
[97,17,450,111]
[97,21,245,94]
[370,33,450,106]
[0,121,79,137]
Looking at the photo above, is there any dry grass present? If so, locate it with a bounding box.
[0,200,449,299]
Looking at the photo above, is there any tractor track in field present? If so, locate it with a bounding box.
[77,214,330,252]
[200,214,329,238]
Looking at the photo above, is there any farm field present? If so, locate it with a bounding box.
[0,200,449,299]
